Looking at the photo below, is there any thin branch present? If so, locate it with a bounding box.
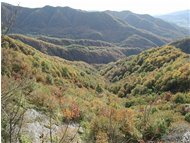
[59,120,70,143]
[68,124,81,143]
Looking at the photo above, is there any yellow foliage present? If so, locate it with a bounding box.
[95,131,109,143]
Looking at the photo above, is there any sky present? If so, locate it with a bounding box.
[1,0,190,15]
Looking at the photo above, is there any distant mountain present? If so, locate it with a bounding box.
[157,10,190,29]
[169,38,190,54]
[1,3,189,49]
[9,34,141,64]
[106,10,188,39]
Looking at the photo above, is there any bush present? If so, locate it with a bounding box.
[80,72,85,76]
[41,61,50,73]
[54,78,63,86]
[46,74,54,85]
[19,134,32,143]
[110,86,121,94]
[32,61,40,68]
[36,74,45,83]
[88,108,140,143]
[131,84,148,95]
[173,93,190,104]
[185,113,190,123]
[96,85,103,93]
[125,97,146,108]
[143,119,168,141]
[1,65,11,76]
[12,63,21,73]
[125,100,135,108]
[61,67,70,78]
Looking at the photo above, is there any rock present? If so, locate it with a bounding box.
[78,127,84,134]
[182,131,190,143]
[161,122,190,143]
[19,109,83,143]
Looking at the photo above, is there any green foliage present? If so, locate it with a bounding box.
[102,45,190,96]
[131,84,149,95]
[61,67,70,78]
[12,63,21,73]
[19,134,32,143]
[185,113,190,123]
[96,84,103,93]
[41,61,50,73]
[125,97,147,108]
[142,119,169,140]
[46,74,54,85]
[173,93,190,104]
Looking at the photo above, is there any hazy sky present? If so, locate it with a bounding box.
[2,0,190,15]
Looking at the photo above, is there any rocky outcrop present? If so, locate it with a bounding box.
[182,131,190,143]
[161,123,190,143]
[19,109,82,143]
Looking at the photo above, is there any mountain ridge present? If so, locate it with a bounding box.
[2,2,189,49]
[157,10,190,29]
[9,34,142,64]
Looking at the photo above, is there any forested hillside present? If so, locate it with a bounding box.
[2,35,190,143]
[101,45,190,97]
[1,2,190,143]
[9,34,141,64]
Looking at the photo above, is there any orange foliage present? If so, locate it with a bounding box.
[62,101,80,120]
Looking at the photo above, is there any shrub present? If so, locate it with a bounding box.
[112,76,120,82]
[1,65,11,76]
[61,67,70,78]
[54,78,63,86]
[142,119,168,141]
[125,100,135,108]
[185,113,190,123]
[19,134,32,143]
[173,93,190,104]
[32,60,40,68]
[151,107,158,114]
[46,74,54,85]
[131,84,148,96]
[95,131,109,143]
[110,86,121,94]
[36,74,45,83]
[96,85,103,93]
[125,97,146,108]
[12,63,21,73]
[41,61,50,73]
[80,72,85,76]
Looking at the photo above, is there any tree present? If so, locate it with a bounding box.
[1,76,34,143]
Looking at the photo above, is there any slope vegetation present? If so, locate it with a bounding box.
[9,34,142,64]
[101,45,190,97]
[2,36,190,143]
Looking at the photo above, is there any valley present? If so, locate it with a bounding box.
[1,2,190,143]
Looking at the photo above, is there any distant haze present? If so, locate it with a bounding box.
[1,0,190,15]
